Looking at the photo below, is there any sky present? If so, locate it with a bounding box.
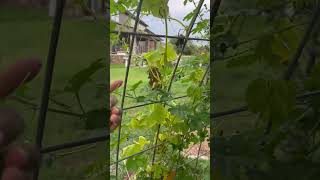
[139,0,210,38]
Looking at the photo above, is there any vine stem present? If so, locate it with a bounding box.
[284,3,320,80]
[75,92,86,115]
[195,142,203,169]
[168,16,187,29]
[150,5,169,179]
[115,0,144,179]
[150,0,205,172]
[9,96,83,117]
[55,144,96,158]
[174,66,209,169]
[263,3,320,137]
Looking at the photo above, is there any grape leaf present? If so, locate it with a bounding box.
[246,78,296,129]
[143,43,177,68]
[130,80,143,91]
[226,54,257,68]
[187,84,202,102]
[84,108,108,129]
[142,0,169,18]
[121,136,150,158]
[121,136,150,171]
[64,58,104,93]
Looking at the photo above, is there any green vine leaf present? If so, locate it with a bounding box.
[130,80,143,91]
[192,19,209,35]
[181,68,204,83]
[246,78,296,129]
[129,104,168,129]
[15,84,34,100]
[121,136,150,171]
[187,84,202,102]
[136,96,147,103]
[84,108,108,129]
[183,11,195,21]
[256,0,281,10]
[142,0,169,18]
[146,163,169,179]
[189,112,209,131]
[121,136,150,157]
[64,58,105,93]
[146,104,168,126]
[143,43,177,68]
[271,30,299,64]
[255,34,282,67]
[226,54,257,68]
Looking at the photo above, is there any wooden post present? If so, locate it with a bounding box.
[48,0,56,17]
[132,36,137,55]
[91,0,95,13]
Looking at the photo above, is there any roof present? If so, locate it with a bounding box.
[111,13,162,42]
[144,29,162,41]
[125,11,149,27]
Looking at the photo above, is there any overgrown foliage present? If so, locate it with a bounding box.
[109,0,210,179]
[212,0,320,180]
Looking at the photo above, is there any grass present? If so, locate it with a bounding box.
[110,59,209,178]
[0,7,197,179]
[0,5,294,179]
[1,6,108,179]
[108,8,306,180]
[111,64,148,85]
[176,159,210,180]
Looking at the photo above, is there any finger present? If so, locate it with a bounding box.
[110,114,121,130]
[4,144,40,171]
[0,59,42,99]
[111,107,122,116]
[110,95,118,108]
[0,107,24,147]
[1,167,28,180]
[110,80,123,93]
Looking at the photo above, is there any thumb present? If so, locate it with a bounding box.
[110,80,123,93]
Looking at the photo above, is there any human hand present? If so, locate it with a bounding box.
[0,59,41,180]
[110,80,123,131]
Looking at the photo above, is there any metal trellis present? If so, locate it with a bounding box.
[26,0,320,179]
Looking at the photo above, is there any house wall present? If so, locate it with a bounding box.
[138,41,147,54]
[148,40,157,51]
[111,54,126,64]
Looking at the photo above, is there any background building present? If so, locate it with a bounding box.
[111,11,162,65]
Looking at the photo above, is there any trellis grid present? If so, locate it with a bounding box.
[112,0,210,179]
[28,0,320,179]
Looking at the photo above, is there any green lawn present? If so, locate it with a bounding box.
[0,7,197,179]
[0,5,295,179]
[110,59,210,178]
[1,7,107,179]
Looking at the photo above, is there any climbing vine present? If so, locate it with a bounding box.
[109,0,210,179]
[212,0,320,180]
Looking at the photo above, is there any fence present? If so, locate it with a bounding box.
[28,0,320,179]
